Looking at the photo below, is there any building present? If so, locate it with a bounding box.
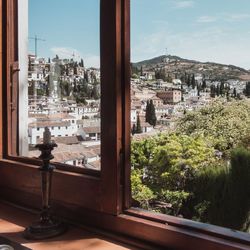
[157,89,182,103]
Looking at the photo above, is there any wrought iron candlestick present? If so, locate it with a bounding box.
[24,128,67,239]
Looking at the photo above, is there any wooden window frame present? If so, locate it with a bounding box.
[0,0,249,249]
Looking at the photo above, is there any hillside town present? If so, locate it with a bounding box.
[27,54,250,170]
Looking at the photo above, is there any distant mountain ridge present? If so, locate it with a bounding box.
[132,55,250,81]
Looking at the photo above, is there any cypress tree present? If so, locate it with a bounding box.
[191,74,196,89]
[233,88,237,98]
[140,66,143,76]
[149,100,157,127]
[216,84,220,96]
[145,100,150,123]
[136,115,142,133]
[80,58,84,68]
[202,79,206,90]
[210,85,215,98]
[220,82,225,96]
[131,124,136,135]
[245,82,250,97]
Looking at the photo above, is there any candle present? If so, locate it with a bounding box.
[43,127,51,144]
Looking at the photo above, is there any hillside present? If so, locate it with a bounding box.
[132,55,250,81]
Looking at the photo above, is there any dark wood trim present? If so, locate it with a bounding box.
[5,0,18,156]
[0,188,248,250]
[1,0,19,157]
[5,155,101,177]
[0,0,3,158]
[126,207,250,247]
[0,159,102,211]
[1,0,8,158]
[100,0,123,215]
[121,0,131,210]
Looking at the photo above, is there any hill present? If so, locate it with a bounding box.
[132,55,250,81]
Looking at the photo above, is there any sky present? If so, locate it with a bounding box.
[29,0,250,69]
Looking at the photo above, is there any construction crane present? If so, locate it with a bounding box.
[29,35,45,57]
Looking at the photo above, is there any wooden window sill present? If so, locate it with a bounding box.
[0,202,138,250]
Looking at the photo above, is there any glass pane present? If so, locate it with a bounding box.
[19,0,101,170]
[131,0,250,234]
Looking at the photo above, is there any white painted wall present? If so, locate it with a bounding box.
[18,0,29,155]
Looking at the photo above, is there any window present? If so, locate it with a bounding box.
[0,1,249,249]
[130,0,250,237]
[18,0,102,171]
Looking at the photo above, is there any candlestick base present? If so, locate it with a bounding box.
[23,217,67,240]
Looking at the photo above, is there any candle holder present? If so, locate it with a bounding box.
[23,142,67,240]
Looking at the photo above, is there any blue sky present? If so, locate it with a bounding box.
[29,0,250,69]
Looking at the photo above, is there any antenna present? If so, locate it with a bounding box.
[29,35,46,57]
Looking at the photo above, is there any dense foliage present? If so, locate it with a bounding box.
[177,99,250,152]
[131,99,250,232]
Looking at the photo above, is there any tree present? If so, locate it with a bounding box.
[131,124,136,135]
[80,58,84,68]
[202,79,206,90]
[131,133,218,216]
[60,80,72,97]
[210,85,215,98]
[28,58,32,71]
[149,100,157,126]
[145,100,157,127]
[145,100,150,123]
[233,88,237,98]
[91,85,100,100]
[216,84,220,96]
[140,66,144,76]
[136,114,142,133]
[177,99,250,152]
[191,74,196,89]
[245,82,250,97]
[220,81,225,96]
[84,71,89,83]
[131,169,155,209]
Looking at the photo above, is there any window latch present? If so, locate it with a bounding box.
[10,62,20,111]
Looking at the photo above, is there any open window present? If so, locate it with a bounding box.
[0,1,249,250]
[2,0,123,214]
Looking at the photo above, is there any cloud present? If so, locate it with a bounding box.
[173,1,194,9]
[50,47,100,68]
[131,27,250,69]
[196,13,250,24]
[197,16,217,23]
[224,13,250,21]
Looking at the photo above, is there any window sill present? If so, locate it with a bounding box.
[0,201,137,250]
[125,207,250,247]
[3,156,101,177]
[0,159,249,250]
